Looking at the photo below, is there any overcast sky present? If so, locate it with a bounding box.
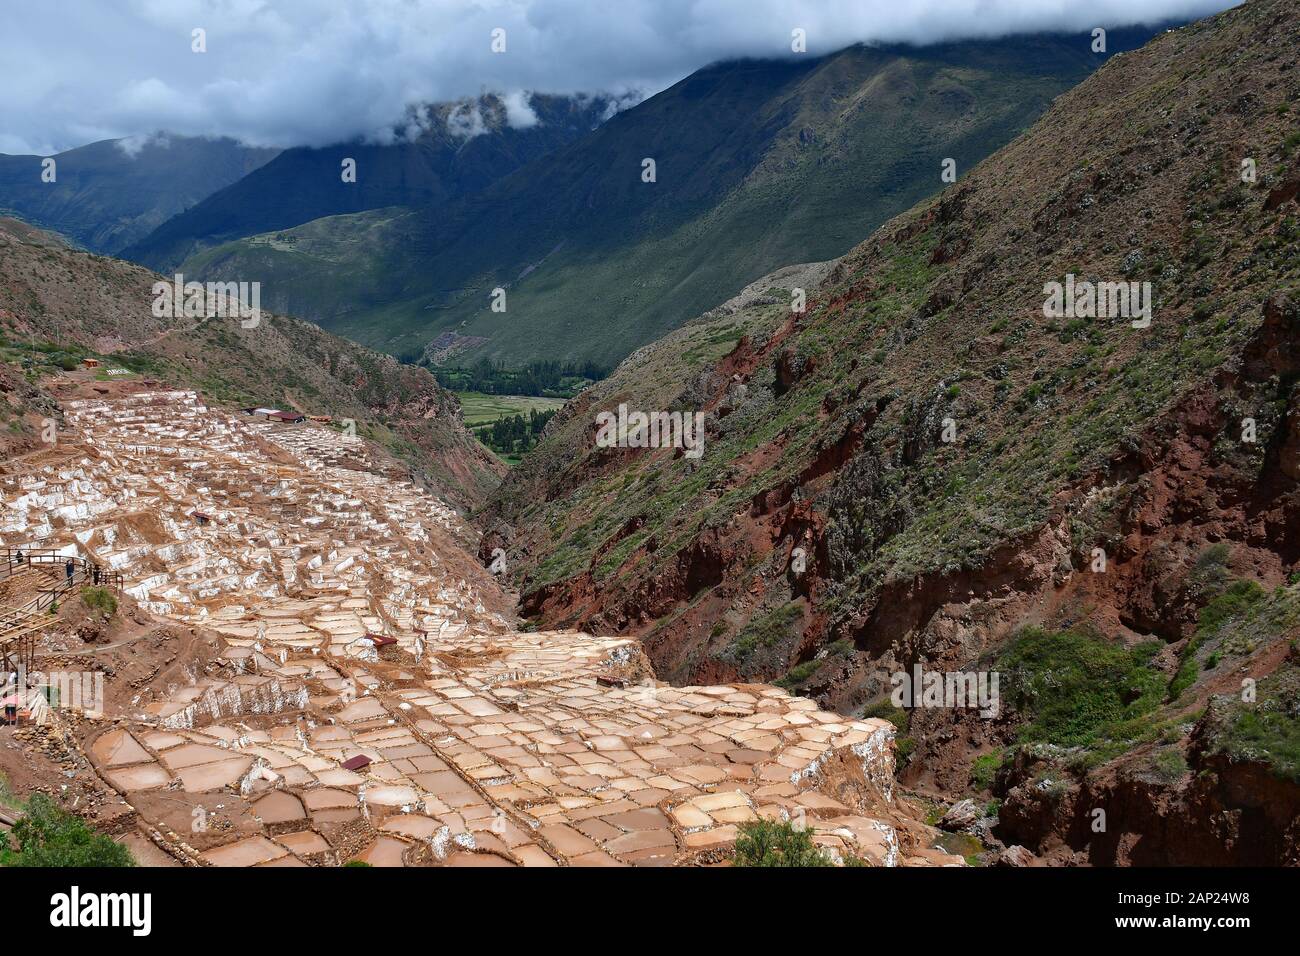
[1,0,1240,155]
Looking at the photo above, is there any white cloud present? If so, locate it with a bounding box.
[595,90,651,123]
[114,131,172,158]
[0,0,1242,154]
[502,91,540,130]
[446,102,488,140]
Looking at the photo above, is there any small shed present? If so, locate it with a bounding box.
[82,358,100,369]
[366,633,397,648]
[267,411,306,424]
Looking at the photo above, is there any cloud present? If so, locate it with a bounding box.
[446,102,488,140]
[114,131,172,158]
[0,0,1241,154]
[502,91,540,130]
[595,90,651,123]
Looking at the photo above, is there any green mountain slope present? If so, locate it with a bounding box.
[479,0,1300,701]
[0,136,279,254]
[122,94,615,273]
[174,30,1160,367]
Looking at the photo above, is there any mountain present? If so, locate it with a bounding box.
[122,94,617,274]
[167,29,1162,368]
[0,227,502,512]
[0,215,71,248]
[478,0,1300,863]
[0,135,279,254]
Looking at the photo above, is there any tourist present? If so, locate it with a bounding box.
[65,558,75,584]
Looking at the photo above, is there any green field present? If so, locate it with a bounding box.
[455,392,566,428]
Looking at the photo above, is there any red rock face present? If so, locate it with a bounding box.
[988,718,1300,866]
[1264,175,1299,212]
[526,283,1300,662]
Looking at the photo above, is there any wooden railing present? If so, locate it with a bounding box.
[1,548,123,595]
[1,548,124,647]
[1,550,121,673]
[0,551,124,676]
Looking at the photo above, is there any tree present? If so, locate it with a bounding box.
[0,794,135,867]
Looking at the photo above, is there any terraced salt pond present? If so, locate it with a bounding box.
[4,390,962,867]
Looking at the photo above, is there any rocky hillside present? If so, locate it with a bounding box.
[0,228,503,511]
[164,30,1160,366]
[481,0,1300,862]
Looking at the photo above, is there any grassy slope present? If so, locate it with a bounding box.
[482,0,1300,684]
[174,33,1156,367]
[972,579,1300,788]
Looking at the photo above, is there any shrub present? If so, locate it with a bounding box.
[1209,658,1300,784]
[1170,579,1266,699]
[726,602,803,666]
[971,750,1006,790]
[0,794,134,867]
[776,658,823,688]
[1197,579,1265,635]
[732,819,833,867]
[1152,749,1188,782]
[80,585,117,619]
[997,628,1165,748]
[1191,542,1232,589]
